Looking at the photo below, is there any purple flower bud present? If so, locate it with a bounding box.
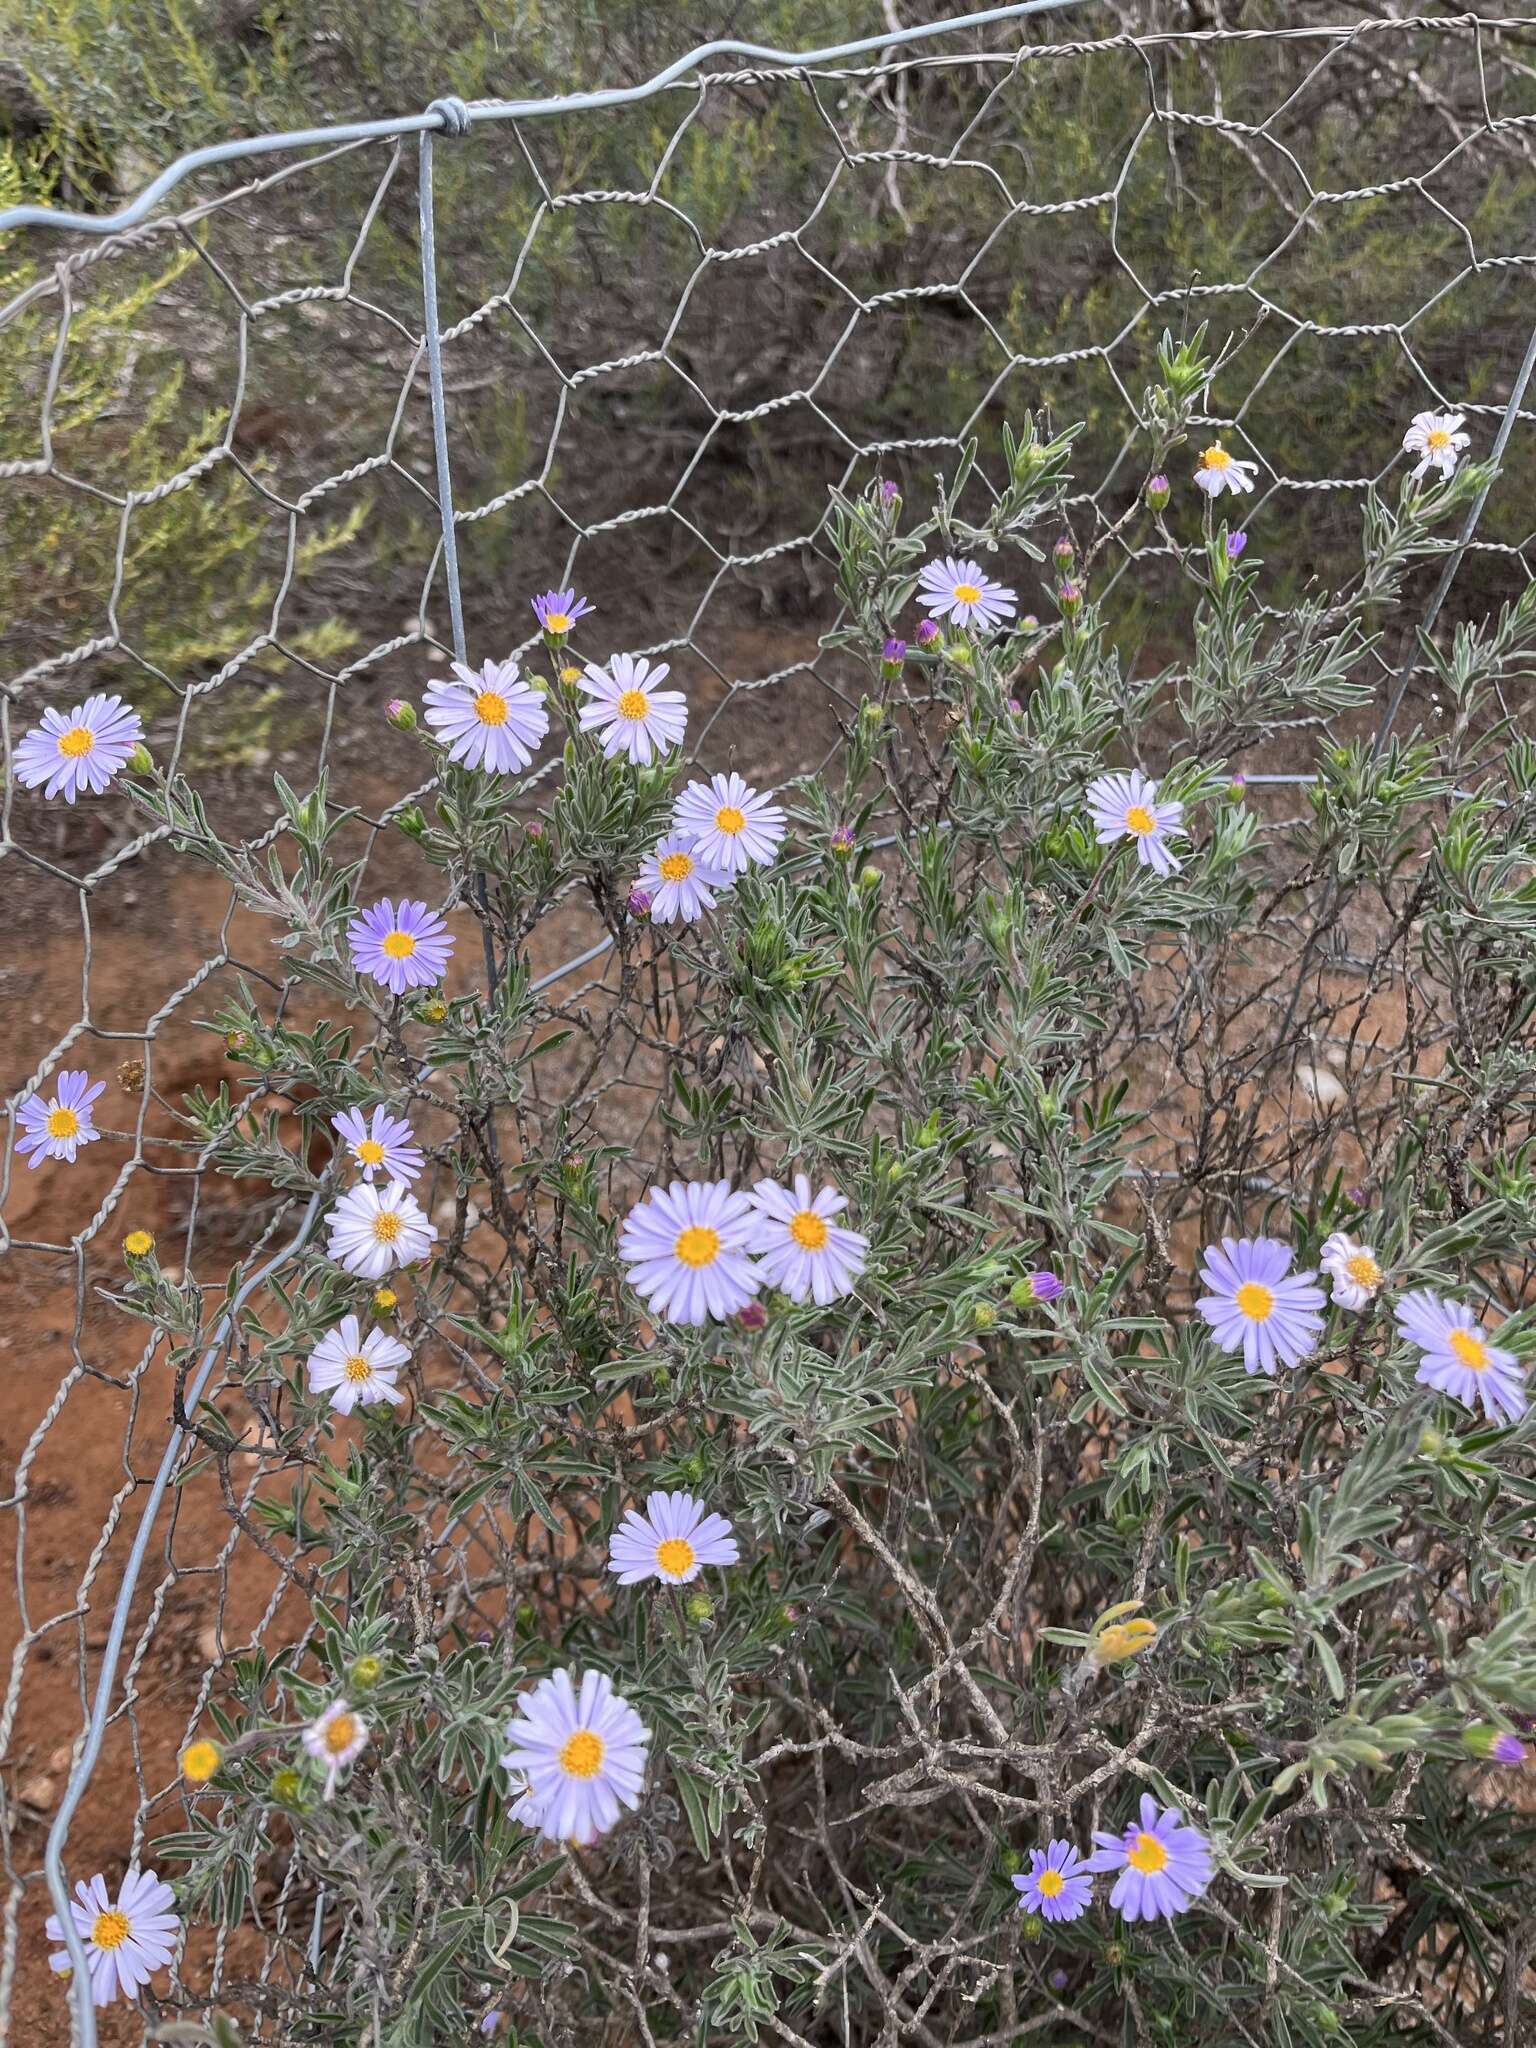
[915,618,940,646]
[1053,537,1074,565]
[879,479,900,504]
[627,887,653,919]
[524,818,545,840]
[830,825,856,858]
[385,698,417,731]
[1028,1269,1064,1302]
[1145,473,1171,510]
[1022,614,1039,630]
[1493,1732,1527,1765]
[1226,530,1248,560]
[1057,580,1082,614]
[1048,1968,1070,1991]
[1006,697,1022,716]
[882,636,906,667]
[736,1300,767,1331]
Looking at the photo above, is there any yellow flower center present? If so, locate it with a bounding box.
[1426,428,1451,451]
[46,1106,80,1139]
[674,1224,721,1269]
[381,929,416,960]
[1345,1252,1381,1287]
[952,582,982,604]
[475,689,508,725]
[542,611,571,634]
[1127,1831,1169,1874]
[1201,445,1232,470]
[182,1740,221,1783]
[90,1909,131,1952]
[124,1230,154,1257]
[616,689,650,721]
[344,1354,373,1383]
[58,725,95,758]
[657,852,694,884]
[655,1537,697,1578]
[371,1210,403,1244]
[715,805,746,835]
[1036,1868,1065,1898]
[1124,804,1157,836]
[357,1138,386,1166]
[1449,1328,1489,1371]
[788,1209,829,1251]
[558,1729,605,1779]
[373,1287,398,1311]
[324,1712,360,1754]
[1235,1280,1275,1322]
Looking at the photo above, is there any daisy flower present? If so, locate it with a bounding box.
[1012,1840,1094,1923]
[1395,1289,1525,1424]
[16,1070,106,1167]
[608,1491,739,1585]
[306,1314,410,1414]
[500,1668,650,1846]
[618,1179,761,1326]
[347,897,455,997]
[1193,444,1258,498]
[746,1172,869,1307]
[423,658,548,774]
[577,653,687,765]
[1403,410,1469,484]
[16,693,143,804]
[672,773,786,876]
[1195,1236,1326,1376]
[1320,1231,1384,1312]
[302,1699,370,1799]
[914,555,1017,633]
[531,587,594,637]
[1087,1795,1213,1921]
[1085,770,1185,878]
[326,1179,437,1280]
[333,1105,424,1184]
[634,833,733,926]
[46,1867,180,2007]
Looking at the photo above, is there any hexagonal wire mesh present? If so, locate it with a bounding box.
[1,2,1535,2040]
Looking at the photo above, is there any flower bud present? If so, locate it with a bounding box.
[1052,536,1074,570]
[418,996,448,1024]
[829,826,855,859]
[371,1286,398,1316]
[880,637,906,678]
[1145,473,1171,511]
[972,1301,999,1333]
[1057,579,1082,616]
[861,699,885,728]
[736,1301,767,1332]
[270,1766,305,1806]
[859,866,882,891]
[385,698,417,731]
[627,886,653,920]
[1463,1723,1527,1764]
[878,478,900,505]
[396,805,427,840]
[1227,772,1247,800]
[1417,1426,1448,1457]
[680,1453,705,1485]
[349,1653,385,1691]
[559,666,582,688]
[684,1592,714,1625]
[127,741,154,777]
[1020,1913,1044,1941]
[1226,530,1248,560]
[914,618,940,647]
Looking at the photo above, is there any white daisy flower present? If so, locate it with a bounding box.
[1085,770,1185,877]
[499,1668,650,1846]
[1193,444,1258,498]
[423,658,549,774]
[634,833,733,925]
[16,693,143,803]
[617,1179,761,1326]
[306,1314,410,1414]
[577,653,687,765]
[326,1178,437,1280]
[671,772,786,876]
[1403,410,1470,484]
[302,1699,370,1800]
[914,554,1018,633]
[333,1104,424,1184]
[1320,1232,1385,1312]
[608,1490,740,1585]
[46,1868,180,2007]
[747,1172,869,1306]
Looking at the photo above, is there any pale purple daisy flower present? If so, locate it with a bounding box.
[1394,1289,1525,1424]
[746,1172,869,1306]
[1196,1236,1326,1376]
[1193,444,1258,498]
[302,1700,370,1800]
[347,897,455,996]
[1085,770,1185,877]
[531,587,594,636]
[1403,410,1469,483]
[16,1070,106,1167]
[1086,1795,1214,1921]
[635,834,733,926]
[46,1867,180,2006]
[577,653,687,765]
[423,658,548,774]
[608,1491,739,1585]
[326,1179,438,1280]
[1493,1733,1527,1764]
[617,1179,761,1326]
[333,1104,424,1184]
[16,693,143,803]
[1319,1232,1384,1312]
[671,773,786,876]
[306,1314,409,1415]
[914,555,1017,633]
[1012,1839,1094,1923]
[499,1668,650,1846]
[1025,1270,1063,1303]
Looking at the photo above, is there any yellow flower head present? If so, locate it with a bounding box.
[123,1230,155,1259]
[1091,1616,1159,1666]
[181,1739,222,1783]
[372,1286,398,1315]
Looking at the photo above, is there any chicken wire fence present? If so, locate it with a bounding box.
[1,1,1535,2040]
